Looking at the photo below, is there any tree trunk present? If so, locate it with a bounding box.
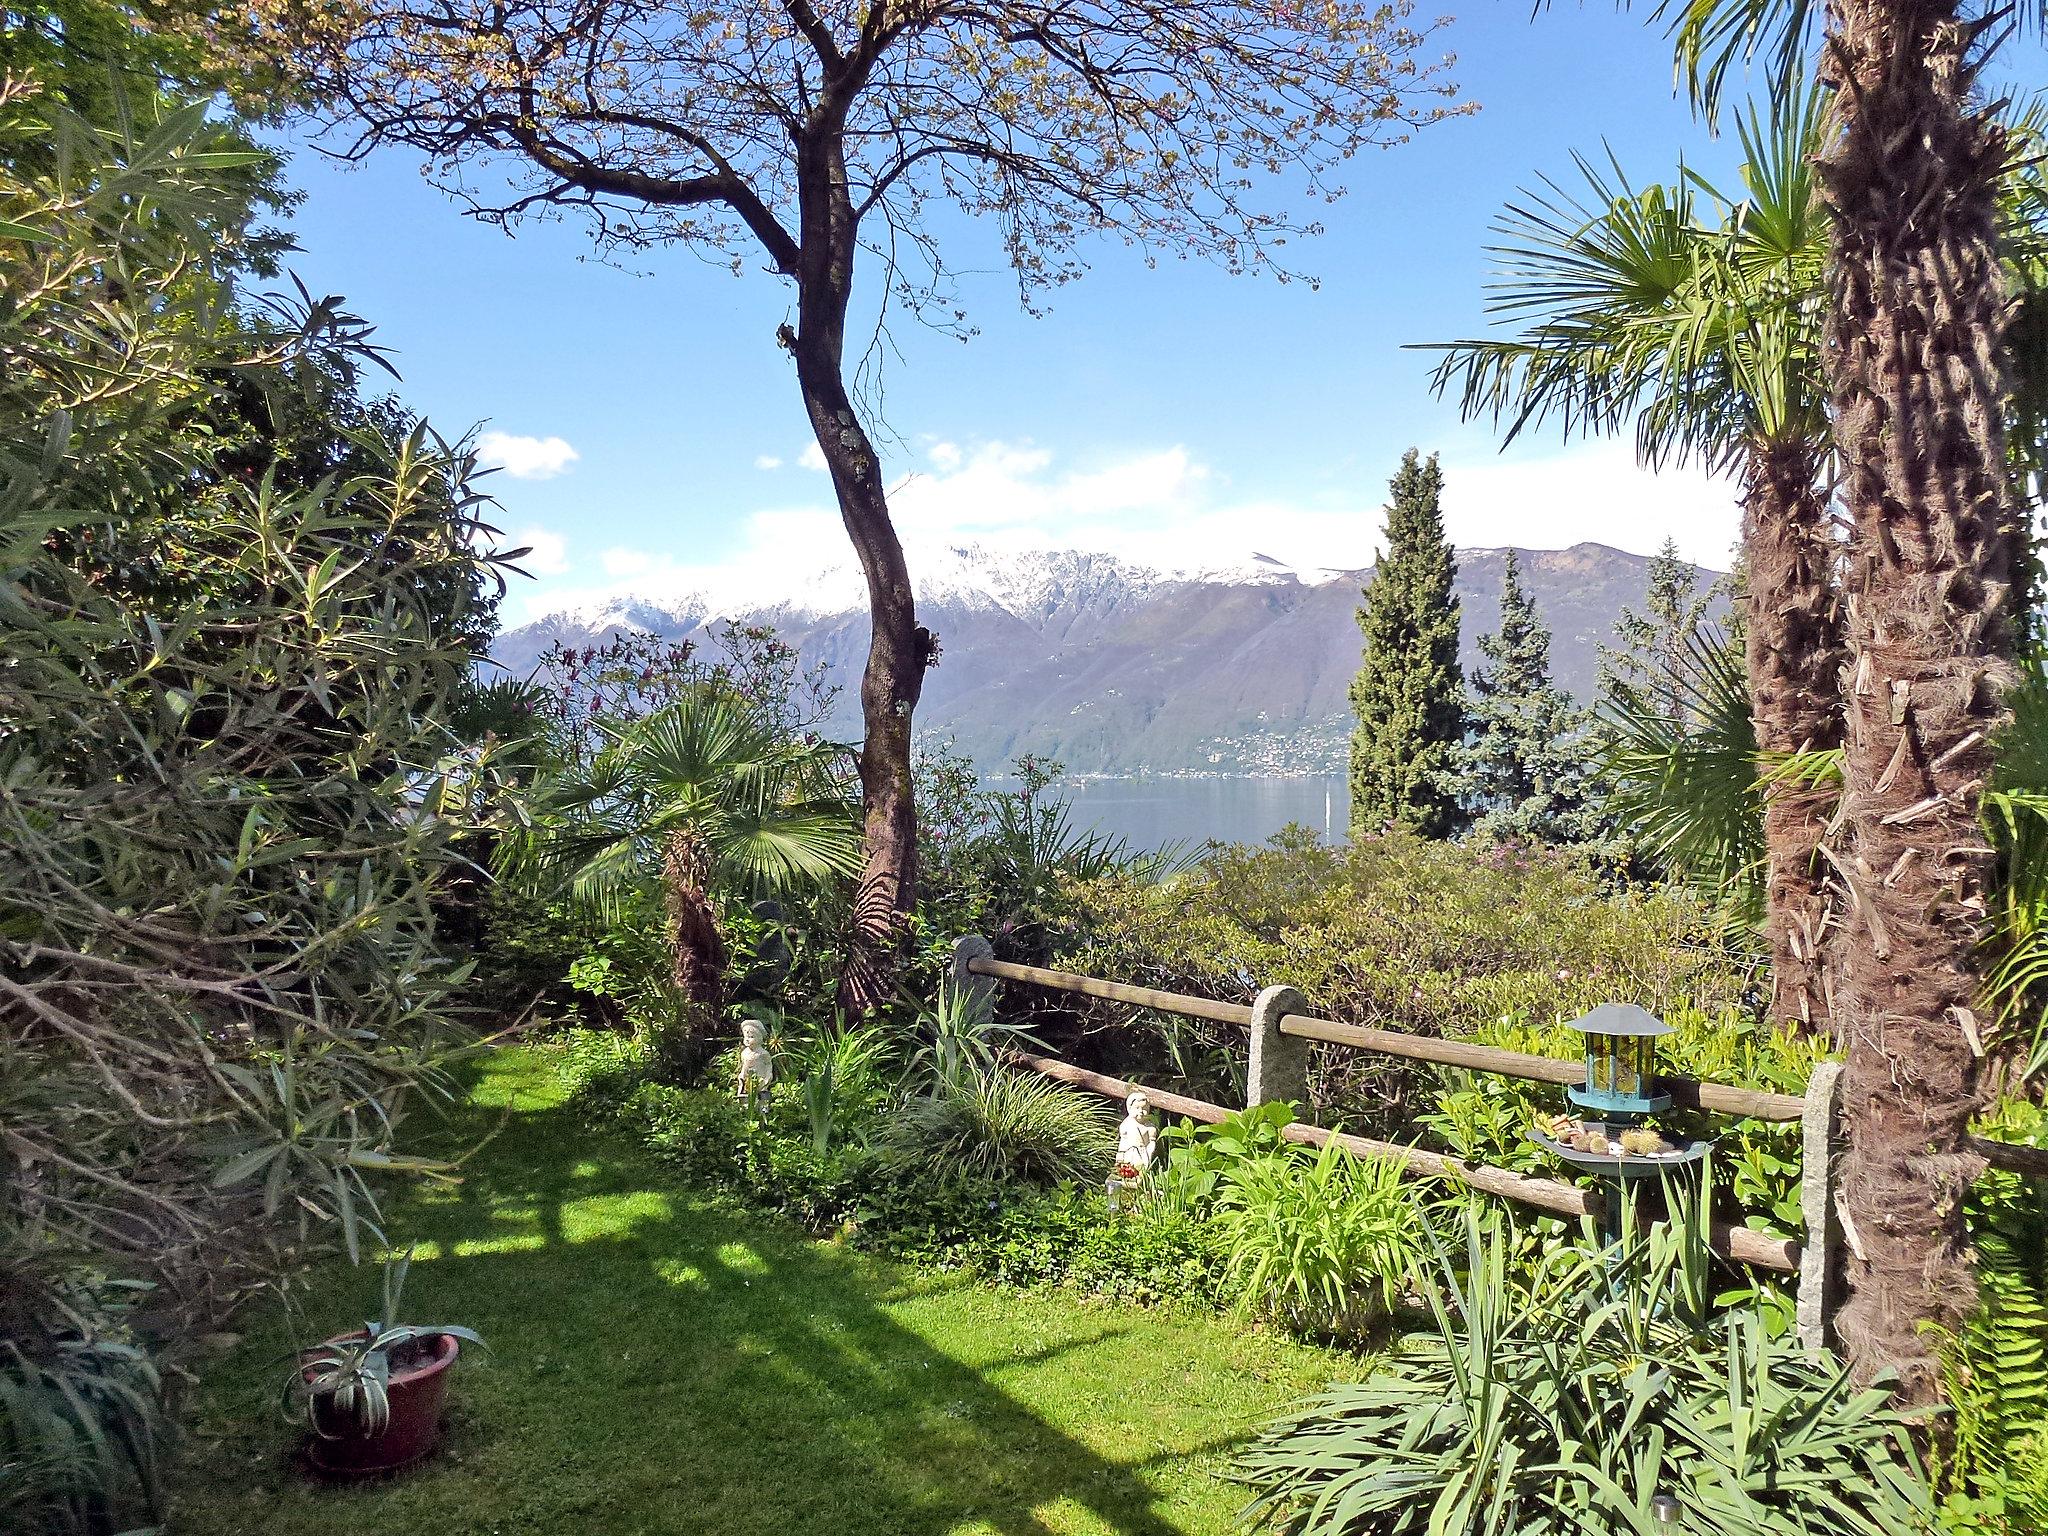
[789,133,926,1020]
[1742,439,1844,1034]
[1817,0,2019,1400]
[664,828,726,1008]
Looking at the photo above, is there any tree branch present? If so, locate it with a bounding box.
[504,116,801,274]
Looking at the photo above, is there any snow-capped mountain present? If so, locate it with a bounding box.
[492,541,1726,776]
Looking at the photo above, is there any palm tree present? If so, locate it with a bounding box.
[1657,0,2036,1402]
[517,692,862,1020]
[1425,86,1844,1033]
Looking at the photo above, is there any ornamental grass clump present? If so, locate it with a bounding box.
[1238,1201,1930,1536]
[884,1066,1116,1188]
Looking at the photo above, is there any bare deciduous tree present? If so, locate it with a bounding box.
[255,0,1470,1011]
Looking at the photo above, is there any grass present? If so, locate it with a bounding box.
[167,1049,1344,1535]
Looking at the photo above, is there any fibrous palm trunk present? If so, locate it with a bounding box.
[664,827,727,1015]
[1742,439,1845,1033]
[1817,0,2021,1401]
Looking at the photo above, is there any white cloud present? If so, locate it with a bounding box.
[509,436,1743,623]
[753,454,784,470]
[476,430,580,481]
[498,524,569,577]
[1439,440,1741,572]
[798,441,828,471]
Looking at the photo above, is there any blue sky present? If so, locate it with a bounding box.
[267,2,1783,623]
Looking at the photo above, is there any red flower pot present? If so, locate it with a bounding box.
[304,1330,460,1477]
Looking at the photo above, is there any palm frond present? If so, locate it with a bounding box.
[1420,87,1828,479]
[1601,625,1768,921]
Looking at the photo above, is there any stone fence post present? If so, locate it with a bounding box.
[949,933,995,1014]
[1796,1060,1845,1351]
[1248,984,1308,1110]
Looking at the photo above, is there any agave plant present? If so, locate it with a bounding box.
[281,1251,483,1440]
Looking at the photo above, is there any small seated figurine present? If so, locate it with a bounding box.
[1106,1090,1157,1210]
[1117,1090,1159,1176]
[736,1018,774,1115]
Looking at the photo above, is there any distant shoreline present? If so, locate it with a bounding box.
[986,769,1346,785]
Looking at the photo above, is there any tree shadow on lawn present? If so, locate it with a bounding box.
[174,1055,1286,1536]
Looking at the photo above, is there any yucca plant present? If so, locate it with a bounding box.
[1238,1199,1931,1536]
[905,974,1048,1093]
[881,1065,1115,1187]
[1214,1140,1428,1337]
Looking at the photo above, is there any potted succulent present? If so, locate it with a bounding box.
[281,1250,483,1476]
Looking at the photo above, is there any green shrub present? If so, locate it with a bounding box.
[1238,1203,1931,1536]
[626,1082,752,1184]
[882,1067,1116,1187]
[1058,828,1755,1130]
[1215,1141,1428,1337]
[1160,1101,1299,1210]
[550,1027,660,1112]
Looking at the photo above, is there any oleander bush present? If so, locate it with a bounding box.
[2,81,504,1532]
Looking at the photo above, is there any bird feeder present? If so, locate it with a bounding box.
[1528,1001,1712,1248]
[1566,1002,1673,1119]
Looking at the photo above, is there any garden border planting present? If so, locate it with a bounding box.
[957,937,2048,1336]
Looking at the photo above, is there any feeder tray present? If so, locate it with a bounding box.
[1528,1128,1714,1181]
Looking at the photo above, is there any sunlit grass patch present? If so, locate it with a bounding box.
[170,1048,1343,1536]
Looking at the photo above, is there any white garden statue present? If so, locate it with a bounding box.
[1106,1090,1158,1210]
[736,1018,774,1114]
[1117,1090,1159,1175]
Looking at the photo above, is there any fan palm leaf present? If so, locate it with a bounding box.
[1602,625,1768,923]
[509,690,859,1007]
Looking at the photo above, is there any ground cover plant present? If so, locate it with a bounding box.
[170,1050,1346,1536]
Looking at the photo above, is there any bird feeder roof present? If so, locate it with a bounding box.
[1565,1002,1673,1039]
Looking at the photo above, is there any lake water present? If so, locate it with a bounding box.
[1054,775,1351,853]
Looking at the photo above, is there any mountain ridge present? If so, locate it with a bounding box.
[493,541,1728,776]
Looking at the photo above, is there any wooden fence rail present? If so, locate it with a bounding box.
[958,939,2048,1342]
[966,953,2048,1177]
[1012,1051,1800,1272]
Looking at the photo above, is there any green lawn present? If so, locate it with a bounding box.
[169,1050,1343,1536]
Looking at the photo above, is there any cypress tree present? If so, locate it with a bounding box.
[1347,450,1463,837]
[1459,551,1598,844]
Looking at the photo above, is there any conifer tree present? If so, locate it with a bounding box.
[1459,552,1597,843]
[1347,450,1463,837]
[1597,537,1713,729]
